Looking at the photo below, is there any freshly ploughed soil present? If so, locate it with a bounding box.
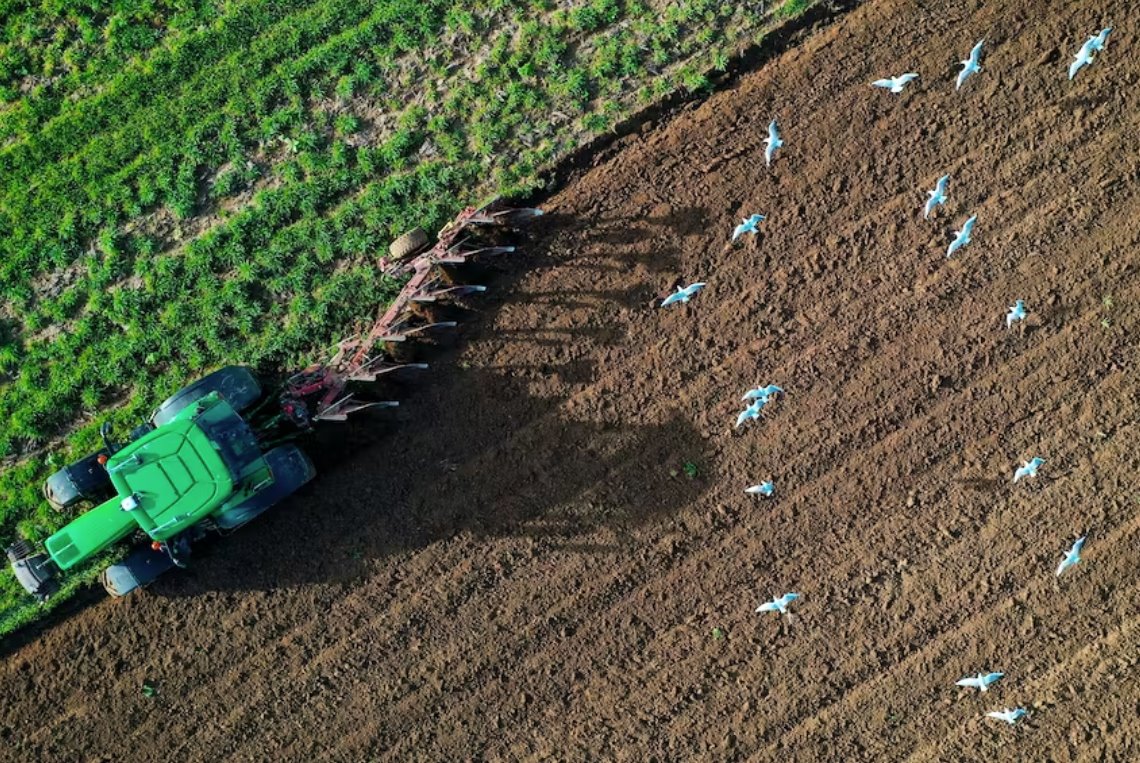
[3,0,1138,760]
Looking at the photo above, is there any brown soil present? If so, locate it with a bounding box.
[3,0,1138,760]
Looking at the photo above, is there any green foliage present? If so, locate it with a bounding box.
[776,0,811,20]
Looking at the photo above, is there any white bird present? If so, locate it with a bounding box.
[1013,457,1044,483]
[732,214,765,242]
[735,399,766,428]
[956,672,1004,692]
[957,40,985,91]
[1088,27,1112,52]
[765,120,783,167]
[746,481,775,497]
[756,592,799,615]
[986,708,1028,725]
[1006,299,1027,329]
[946,215,977,258]
[1055,536,1086,577]
[1069,39,1096,80]
[872,73,919,94]
[741,384,784,403]
[924,174,950,219]
[660,282,707,307]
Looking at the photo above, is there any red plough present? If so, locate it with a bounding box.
[278,201,542,427]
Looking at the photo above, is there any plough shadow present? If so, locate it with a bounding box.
[538,206,710,276]
[156,218,715,597]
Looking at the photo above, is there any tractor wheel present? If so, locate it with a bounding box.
[6,539,34,562]
[43,450,113,511]
[151,365,262,427]
[389,228,429,260]
[213,445,315,530]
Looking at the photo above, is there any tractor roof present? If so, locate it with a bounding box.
[106,398,236,540]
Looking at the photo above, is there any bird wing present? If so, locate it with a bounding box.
[1072,537,1086,554]
[900,73,919,83]
[735,410,750,428]
[956,677,980,688]
[970,40,985,62]
[985,711,1006,721]
[983,672,1004,685]
[756,601,777,612]
[956,68,969,90]
[871,78,896,89]
[768,121,779,141]
[937,175,950,193]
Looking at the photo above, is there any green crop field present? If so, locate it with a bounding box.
[0,0,820,636]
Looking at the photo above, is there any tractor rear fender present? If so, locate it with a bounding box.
[151,366,262,428]
[214,445,315,531]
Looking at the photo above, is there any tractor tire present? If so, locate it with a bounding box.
[214,445,316,530]
[43,450,113,511]
[389,228,429,260]
[6,539,34,562]
[151,366,262,427]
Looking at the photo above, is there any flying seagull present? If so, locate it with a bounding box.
[986,708,1028,725]
[756,592,799,615]
[1013,457,1044,483]
[741,384,784,403]
[957,40,985,91]
[1006,300,1027,329]
[1069,39,1097,80]
[946,215,977,258]
[956,672,1004,692]
[660,282,706,307]
[924,174,950,219]
[735,399,766,428]
[1088,27,1112,52]
[1056,536,1086,577]
[732,214,765,242]
[765,120,784,167]
[872,73,919,94]
[746,481,775,497]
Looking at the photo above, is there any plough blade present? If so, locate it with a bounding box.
[276,201,538,429]
[437,246,515,264]
[315,398,399,423]
[346,362,429,383]
[412,285,487,303]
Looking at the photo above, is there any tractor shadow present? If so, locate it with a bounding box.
[155,215,715,597]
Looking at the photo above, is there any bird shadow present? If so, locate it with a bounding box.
[956,476,1004,492]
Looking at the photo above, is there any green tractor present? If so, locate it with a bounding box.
[7,366,316,600]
